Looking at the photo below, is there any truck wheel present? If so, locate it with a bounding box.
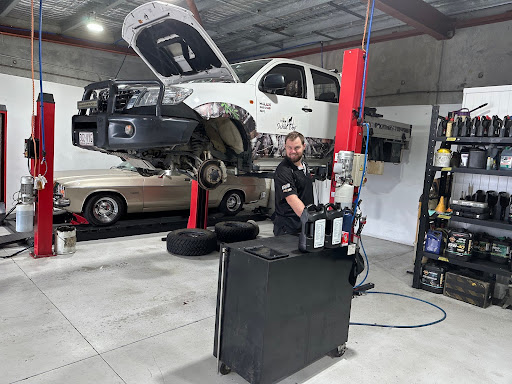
[83,193,125,226]
[219,191,244,215]
[215,221,258,243]
[166,229,217,256]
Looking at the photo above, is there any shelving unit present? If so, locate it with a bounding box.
[412,106,512,288]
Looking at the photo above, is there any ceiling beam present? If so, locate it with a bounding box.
[368,0,455,40]
[60,0,127,34]
[328,1,365,20]
[0,0,22,17]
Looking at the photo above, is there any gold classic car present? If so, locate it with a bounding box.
[54,162,267,226]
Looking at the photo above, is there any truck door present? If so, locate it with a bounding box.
[255,63,310,158]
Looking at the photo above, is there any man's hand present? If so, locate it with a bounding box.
[285,194,306,218]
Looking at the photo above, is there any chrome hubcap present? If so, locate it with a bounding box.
[93,197,119,223]
[226,194,242,212]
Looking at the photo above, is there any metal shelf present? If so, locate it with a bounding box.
[423,252,512,277]
[436,136,512,144]
[449,215,512,230]
[433,166,512,176]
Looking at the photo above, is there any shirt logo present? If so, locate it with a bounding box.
[282,183,292,193]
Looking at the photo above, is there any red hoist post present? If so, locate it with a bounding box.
[0,105,6,211]
[31,93,55,258]
[329,49,367,203]
[187,181,209,229]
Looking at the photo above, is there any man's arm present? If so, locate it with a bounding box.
[285,194,305,218]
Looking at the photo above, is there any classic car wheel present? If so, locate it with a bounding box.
[219,191,244,215]
[215,221,258,243]
[84,194,125,226]
[166,229,217,256]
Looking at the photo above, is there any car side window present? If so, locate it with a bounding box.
[261,64,306,99]
[311,69,340,103]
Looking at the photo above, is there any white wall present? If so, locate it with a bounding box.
[314,104,460,246]
[0,74,120,209]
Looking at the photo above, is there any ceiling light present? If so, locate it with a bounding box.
[87,22,104,32]
[86,12,104,33]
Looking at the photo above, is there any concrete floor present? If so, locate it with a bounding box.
[1,221,511,384]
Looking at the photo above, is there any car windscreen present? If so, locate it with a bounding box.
[231,60,271,83]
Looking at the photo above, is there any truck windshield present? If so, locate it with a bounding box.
[231,59,271,83]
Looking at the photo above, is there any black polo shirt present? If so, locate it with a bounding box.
[274,157,314,230]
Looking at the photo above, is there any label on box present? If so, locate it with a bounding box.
[314,219,326,248]
[331,217,343,245]
[348,243,356,255]
[501,156,512,169]
[341,231,349,247]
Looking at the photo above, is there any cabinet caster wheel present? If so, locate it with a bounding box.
[219,362,231,375]
[329,343,347,358]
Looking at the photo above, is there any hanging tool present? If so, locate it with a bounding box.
[492,115,504,137]
[499,192,510,221]
[482,115,492,137]
[504,116,512,137]
[472,116,481,137]
[437,116,448,137]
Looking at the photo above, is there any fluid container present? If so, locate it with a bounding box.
[334,183,354,209]
[324,203,343,248]
[499,147,512,170]
[16,204,33,232]
[420,263,446,294]
[298,204,326,252]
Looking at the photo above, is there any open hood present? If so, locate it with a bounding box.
[122,1,239,85]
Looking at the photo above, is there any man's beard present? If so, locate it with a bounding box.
[286,153,303,163]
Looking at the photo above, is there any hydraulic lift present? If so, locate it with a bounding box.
[214,48,369,384]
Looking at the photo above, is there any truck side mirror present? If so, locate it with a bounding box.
[261,74,286,93]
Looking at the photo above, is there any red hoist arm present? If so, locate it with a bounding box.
[329,49,367,203]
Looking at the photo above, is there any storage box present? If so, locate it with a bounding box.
[443,272,493,308]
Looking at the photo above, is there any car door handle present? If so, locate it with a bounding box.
[302,107,313,112]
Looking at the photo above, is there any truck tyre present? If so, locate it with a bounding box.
[166,229,217,256]
[215,221,259,243]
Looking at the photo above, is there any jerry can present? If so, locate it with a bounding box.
[299,204,326,252]
[324,203,344,248]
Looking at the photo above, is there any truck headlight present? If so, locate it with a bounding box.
[163,86,193,105]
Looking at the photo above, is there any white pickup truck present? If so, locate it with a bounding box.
[72,1,340,189]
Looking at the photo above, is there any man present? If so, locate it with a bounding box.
[273,131,314,236]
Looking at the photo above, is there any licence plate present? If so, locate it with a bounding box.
[79,132,94,146]
[77,99,99,109]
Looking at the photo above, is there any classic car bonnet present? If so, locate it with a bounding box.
[122,1,239,84]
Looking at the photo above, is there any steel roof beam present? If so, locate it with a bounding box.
[0,0,22,17]
[368,0,455,40]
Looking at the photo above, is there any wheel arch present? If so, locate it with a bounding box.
[82,190,129,214]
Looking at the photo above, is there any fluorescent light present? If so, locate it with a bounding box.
[87,22,104,32]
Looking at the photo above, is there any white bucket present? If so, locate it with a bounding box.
[55,226,76,255]
[16,204,33,232]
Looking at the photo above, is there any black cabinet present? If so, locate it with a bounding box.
[214,235,354,384]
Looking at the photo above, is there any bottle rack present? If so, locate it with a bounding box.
[412,106,512,289]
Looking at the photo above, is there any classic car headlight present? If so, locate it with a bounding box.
[162,86,193,105]
[136,86,193,107]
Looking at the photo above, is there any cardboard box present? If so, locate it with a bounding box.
[367,160,384,175]
[443,272,493,308]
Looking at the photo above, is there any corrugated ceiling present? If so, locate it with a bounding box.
[0,0,511,61]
